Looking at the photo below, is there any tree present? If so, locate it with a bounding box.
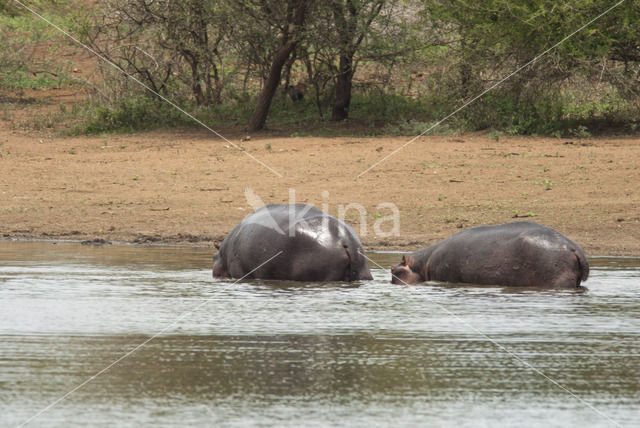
[162,1,230,105]
[330,0,385,121]
[243,0,312,132]
[297,0,417,121]
[83,0,230,106]
[422,0,640,132]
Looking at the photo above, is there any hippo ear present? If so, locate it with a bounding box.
[402,256,414,268]
[401,255,414,267]
[214,241,221,250]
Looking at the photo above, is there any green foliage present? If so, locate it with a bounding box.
[4,0,640,136]
[351,93,433,126]
[0,69,71,90]
[78,96,189,134]
[0,0,21,17]
[0,0,76,90]
[418,0,640,135]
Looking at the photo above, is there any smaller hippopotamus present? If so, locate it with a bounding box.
[213,204,372,282]
[391,221,589,288]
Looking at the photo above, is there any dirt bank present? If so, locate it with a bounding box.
[1,116,639,256]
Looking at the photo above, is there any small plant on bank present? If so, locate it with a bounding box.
[489,130,504,141]
[570,125,592,138]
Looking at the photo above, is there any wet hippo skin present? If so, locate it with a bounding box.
[391,221,589,288]
[213,204,372,282]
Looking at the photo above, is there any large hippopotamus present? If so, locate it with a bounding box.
[213,204,372,282]
[391,221,589,288]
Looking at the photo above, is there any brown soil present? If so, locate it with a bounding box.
[1,91,639,256]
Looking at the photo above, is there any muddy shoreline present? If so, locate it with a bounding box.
[2,234,639,260]
[1,128,639,257]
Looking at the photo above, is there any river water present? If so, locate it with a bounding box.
[1,241,638,427]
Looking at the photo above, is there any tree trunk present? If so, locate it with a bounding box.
[282,51,297,89]
[459,35,473,100]
[247,0,310,132]
[332,54,353,121]
[189,57,207,106]
[330,0,383,122]
[248,42,297,132]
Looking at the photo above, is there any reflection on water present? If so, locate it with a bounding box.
[1,241,639,427]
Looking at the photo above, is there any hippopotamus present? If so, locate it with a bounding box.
[391,221,589,288]
[213,204,372,282]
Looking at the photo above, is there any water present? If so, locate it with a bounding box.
[1,241,639,428]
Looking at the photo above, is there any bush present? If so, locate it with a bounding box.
[78,96,189,134]
[0,1,76,90]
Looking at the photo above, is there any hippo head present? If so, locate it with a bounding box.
[391,255,422,285]
[212,241,229,278]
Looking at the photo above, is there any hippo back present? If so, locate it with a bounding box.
[424,221,589,288]
[213,204,372,281]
